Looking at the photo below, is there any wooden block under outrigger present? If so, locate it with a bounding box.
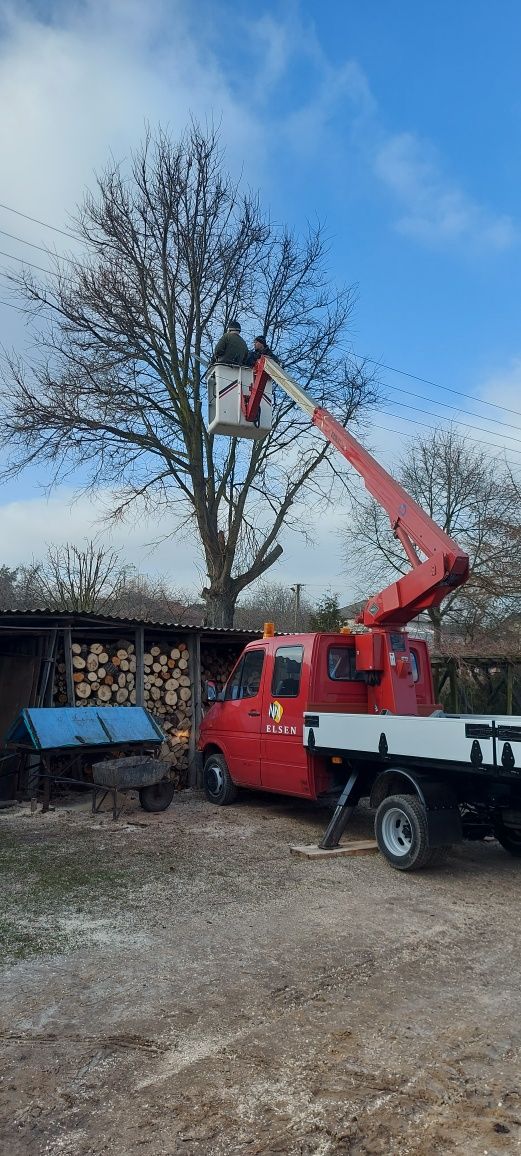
[290,840,378,859]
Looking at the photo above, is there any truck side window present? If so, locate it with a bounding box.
[328,646,364,681]
[271,646,303,698]
[410,649,419,683]
[224,649,265,701]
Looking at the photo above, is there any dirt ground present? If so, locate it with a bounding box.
[1,789,521,1156]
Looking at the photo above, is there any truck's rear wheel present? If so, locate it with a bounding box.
[494,822,521,857]
[203,753,238,806]
[375,794,441,871]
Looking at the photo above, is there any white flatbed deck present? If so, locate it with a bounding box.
[303,711,521,773]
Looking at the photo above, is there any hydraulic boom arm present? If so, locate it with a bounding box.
[246,357,469,628]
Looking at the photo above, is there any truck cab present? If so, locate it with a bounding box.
[198,630,434,804]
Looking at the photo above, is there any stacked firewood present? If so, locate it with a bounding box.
[53,636,192,780]
[54,639,138,704]
[200,644,242,697]
[143,641,192,776]
[54,640,68,704]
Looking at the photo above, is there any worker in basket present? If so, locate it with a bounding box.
[245,334,277,367]
[212,320,248,366]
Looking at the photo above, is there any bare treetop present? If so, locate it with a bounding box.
[1,124,376,626]
[344,426,521,647]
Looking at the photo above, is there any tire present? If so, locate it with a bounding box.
[375,793,442,871]
[139,780,175,812]
[494,822,521,857]
[203,753,238,806]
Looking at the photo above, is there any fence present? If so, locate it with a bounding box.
[432,656,521,715]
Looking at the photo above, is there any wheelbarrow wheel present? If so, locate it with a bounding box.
[139,780,175,812]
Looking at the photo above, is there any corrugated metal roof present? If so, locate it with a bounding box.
[0,607,262,635]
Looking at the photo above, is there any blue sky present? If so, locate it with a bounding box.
[0,0,520,597]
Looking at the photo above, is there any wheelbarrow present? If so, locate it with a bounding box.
[91,755,175,820]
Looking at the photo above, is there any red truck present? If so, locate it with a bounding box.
[199,357,521,871]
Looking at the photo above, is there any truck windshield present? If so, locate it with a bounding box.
[328,646,364,681]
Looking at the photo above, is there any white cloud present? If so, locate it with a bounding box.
[281,57,375,159]
[0,489,203,589]
[0,0,265,352]
[0,485,362,602]
[374,131,516,252]
[478,358,521,434]
[0,0,510,295]
[248,13,293,101]
[0,0,260,249]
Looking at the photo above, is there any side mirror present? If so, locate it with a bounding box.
[204,680,217,703]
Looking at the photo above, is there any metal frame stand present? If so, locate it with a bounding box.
[92,787,122,821]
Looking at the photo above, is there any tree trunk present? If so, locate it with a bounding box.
[203,588,237,629]
[429,608,443,653]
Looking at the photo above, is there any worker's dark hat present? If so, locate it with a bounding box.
[228,319,241,331]
[254,335,268,346]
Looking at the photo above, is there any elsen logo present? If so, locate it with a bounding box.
[268,700,283,724]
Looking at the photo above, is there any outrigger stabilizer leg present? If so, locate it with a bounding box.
[319,770,360,850]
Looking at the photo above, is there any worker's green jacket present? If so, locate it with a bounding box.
[213,332,248,366]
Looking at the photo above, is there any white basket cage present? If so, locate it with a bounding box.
[207,364,273,439]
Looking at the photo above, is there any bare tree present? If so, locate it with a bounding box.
[0,566,20,609]
[108,572,201,623]
[0,124,376,627]
[235,580,314,632]
[0,562,57,610]
[26,541,130,613]
[344,427,521,648]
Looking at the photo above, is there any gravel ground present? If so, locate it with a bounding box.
[1,788,521,1155]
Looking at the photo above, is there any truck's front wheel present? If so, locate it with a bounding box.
[375,794,440,871]
[203,753,238,806]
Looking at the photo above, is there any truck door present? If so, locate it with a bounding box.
[260,643,311,796]
[220,647,266,786]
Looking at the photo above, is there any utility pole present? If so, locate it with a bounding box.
[291,583,304,631]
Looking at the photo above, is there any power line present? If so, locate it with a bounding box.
[377,405,521,459]
[0,296,29,313]
[0,290,520,468]
[378,395,521,449]
[0,227,75,264]
[1,195,521,448]
[369,420,521,475]
[382,379,521,436]
[345,346,521,421]
[0,248,54,276]
[0,196,519,423]
[0,199,78,241]
[0,195,520,424]
[0,293,518,458]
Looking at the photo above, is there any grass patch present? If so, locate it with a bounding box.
[0,916,72,962]
[0,820,159,965]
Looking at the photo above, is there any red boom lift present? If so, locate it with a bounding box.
[244,358,469,716]
[199,357,521,870]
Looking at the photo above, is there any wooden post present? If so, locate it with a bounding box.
[187,632,201,787]
[63,627,75,706]
[135,625,145,707]
[449,658,459,713]
[506,661,514,715]
[38,629,58,706]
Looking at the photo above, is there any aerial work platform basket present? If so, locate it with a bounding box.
[207,363,273,439]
